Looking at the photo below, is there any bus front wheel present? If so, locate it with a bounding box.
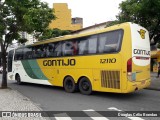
[79,77,92,95]
[63,76,77,93]
[16,74,21,85]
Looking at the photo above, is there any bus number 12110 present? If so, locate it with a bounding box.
[100,58,116,64]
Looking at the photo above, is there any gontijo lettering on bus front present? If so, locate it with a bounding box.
[43,59,76,66]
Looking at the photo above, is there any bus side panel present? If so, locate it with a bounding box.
[11,60,52,85]
[92,54,122,93]
[56,69,93,87]
[37,55,123,92]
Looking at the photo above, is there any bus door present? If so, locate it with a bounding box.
[8,50,14,72]
[7,50,14,80]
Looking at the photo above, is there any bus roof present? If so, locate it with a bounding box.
[22,22,137,47]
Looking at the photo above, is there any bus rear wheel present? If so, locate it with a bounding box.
[63,76,76,93]
[79,77,92,95]
[16,74,21,85]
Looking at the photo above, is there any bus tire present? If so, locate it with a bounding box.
[16,74,21,85]
[79,77,92,95]
[63,76,76,93]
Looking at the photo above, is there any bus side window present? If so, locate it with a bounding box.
[98,30,122,53]
[62,41,75,56]
[23,47,32,59]
[28,51,33,59]
[98,34,109,53]
[40,45,46,58]
[54,42,62,57]
[14,48,23,60]
[48,43,55,57]
[32,45,46,58]
[35,46,40,58]
[73,41,78,55]
[78,38,88,55]
[88,35,97,54]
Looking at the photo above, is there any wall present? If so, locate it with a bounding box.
[49,3,82,31]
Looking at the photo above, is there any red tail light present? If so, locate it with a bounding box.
[127,58,132,72]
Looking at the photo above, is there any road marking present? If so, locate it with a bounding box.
[54,113,72,120]
[108,107,145,120]
[83,109,109,120]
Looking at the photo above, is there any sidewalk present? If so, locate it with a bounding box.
[147,72,160,91]
[0,88,48,120]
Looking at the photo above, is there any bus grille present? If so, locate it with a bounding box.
[101,70,120,89]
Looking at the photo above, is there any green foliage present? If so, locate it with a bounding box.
[0,0,55,88]
[23,2,55,33]
[107,0,160,44]
[0,0,55,45]
[38,28,72,41]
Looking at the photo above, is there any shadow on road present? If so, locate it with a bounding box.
[91,91,144,100]
[9,81,146,101]
[11,81,65,91]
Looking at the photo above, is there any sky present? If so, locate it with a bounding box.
[41,0,125,28]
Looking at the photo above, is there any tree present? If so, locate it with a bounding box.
[108,0,160,45]
[0,0,55,88]
[38,28,72,41]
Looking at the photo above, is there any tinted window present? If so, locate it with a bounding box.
[62,41,77,56]
[19,29,123,59]
[98,30,123,53]
[88,35,97,54]
[44,42,62,57]
[45,43,55,57]
[14,48,23,60]
[54,42,62,57]
[33,45,46,58]
[77,38,88,55]
[23,47,32,59]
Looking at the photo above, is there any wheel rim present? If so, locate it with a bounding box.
[66,80,73,90]
[16,75,20,83]
[81,81,90,91]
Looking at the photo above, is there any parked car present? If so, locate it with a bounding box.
[0,66,3,73]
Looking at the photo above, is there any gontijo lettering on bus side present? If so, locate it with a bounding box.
[43,59,76,66]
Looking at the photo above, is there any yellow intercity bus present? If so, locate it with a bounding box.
[7,22,150,94]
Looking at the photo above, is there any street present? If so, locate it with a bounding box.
[1,74,160,120]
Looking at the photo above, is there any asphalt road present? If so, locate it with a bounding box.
[1,74,160,120]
